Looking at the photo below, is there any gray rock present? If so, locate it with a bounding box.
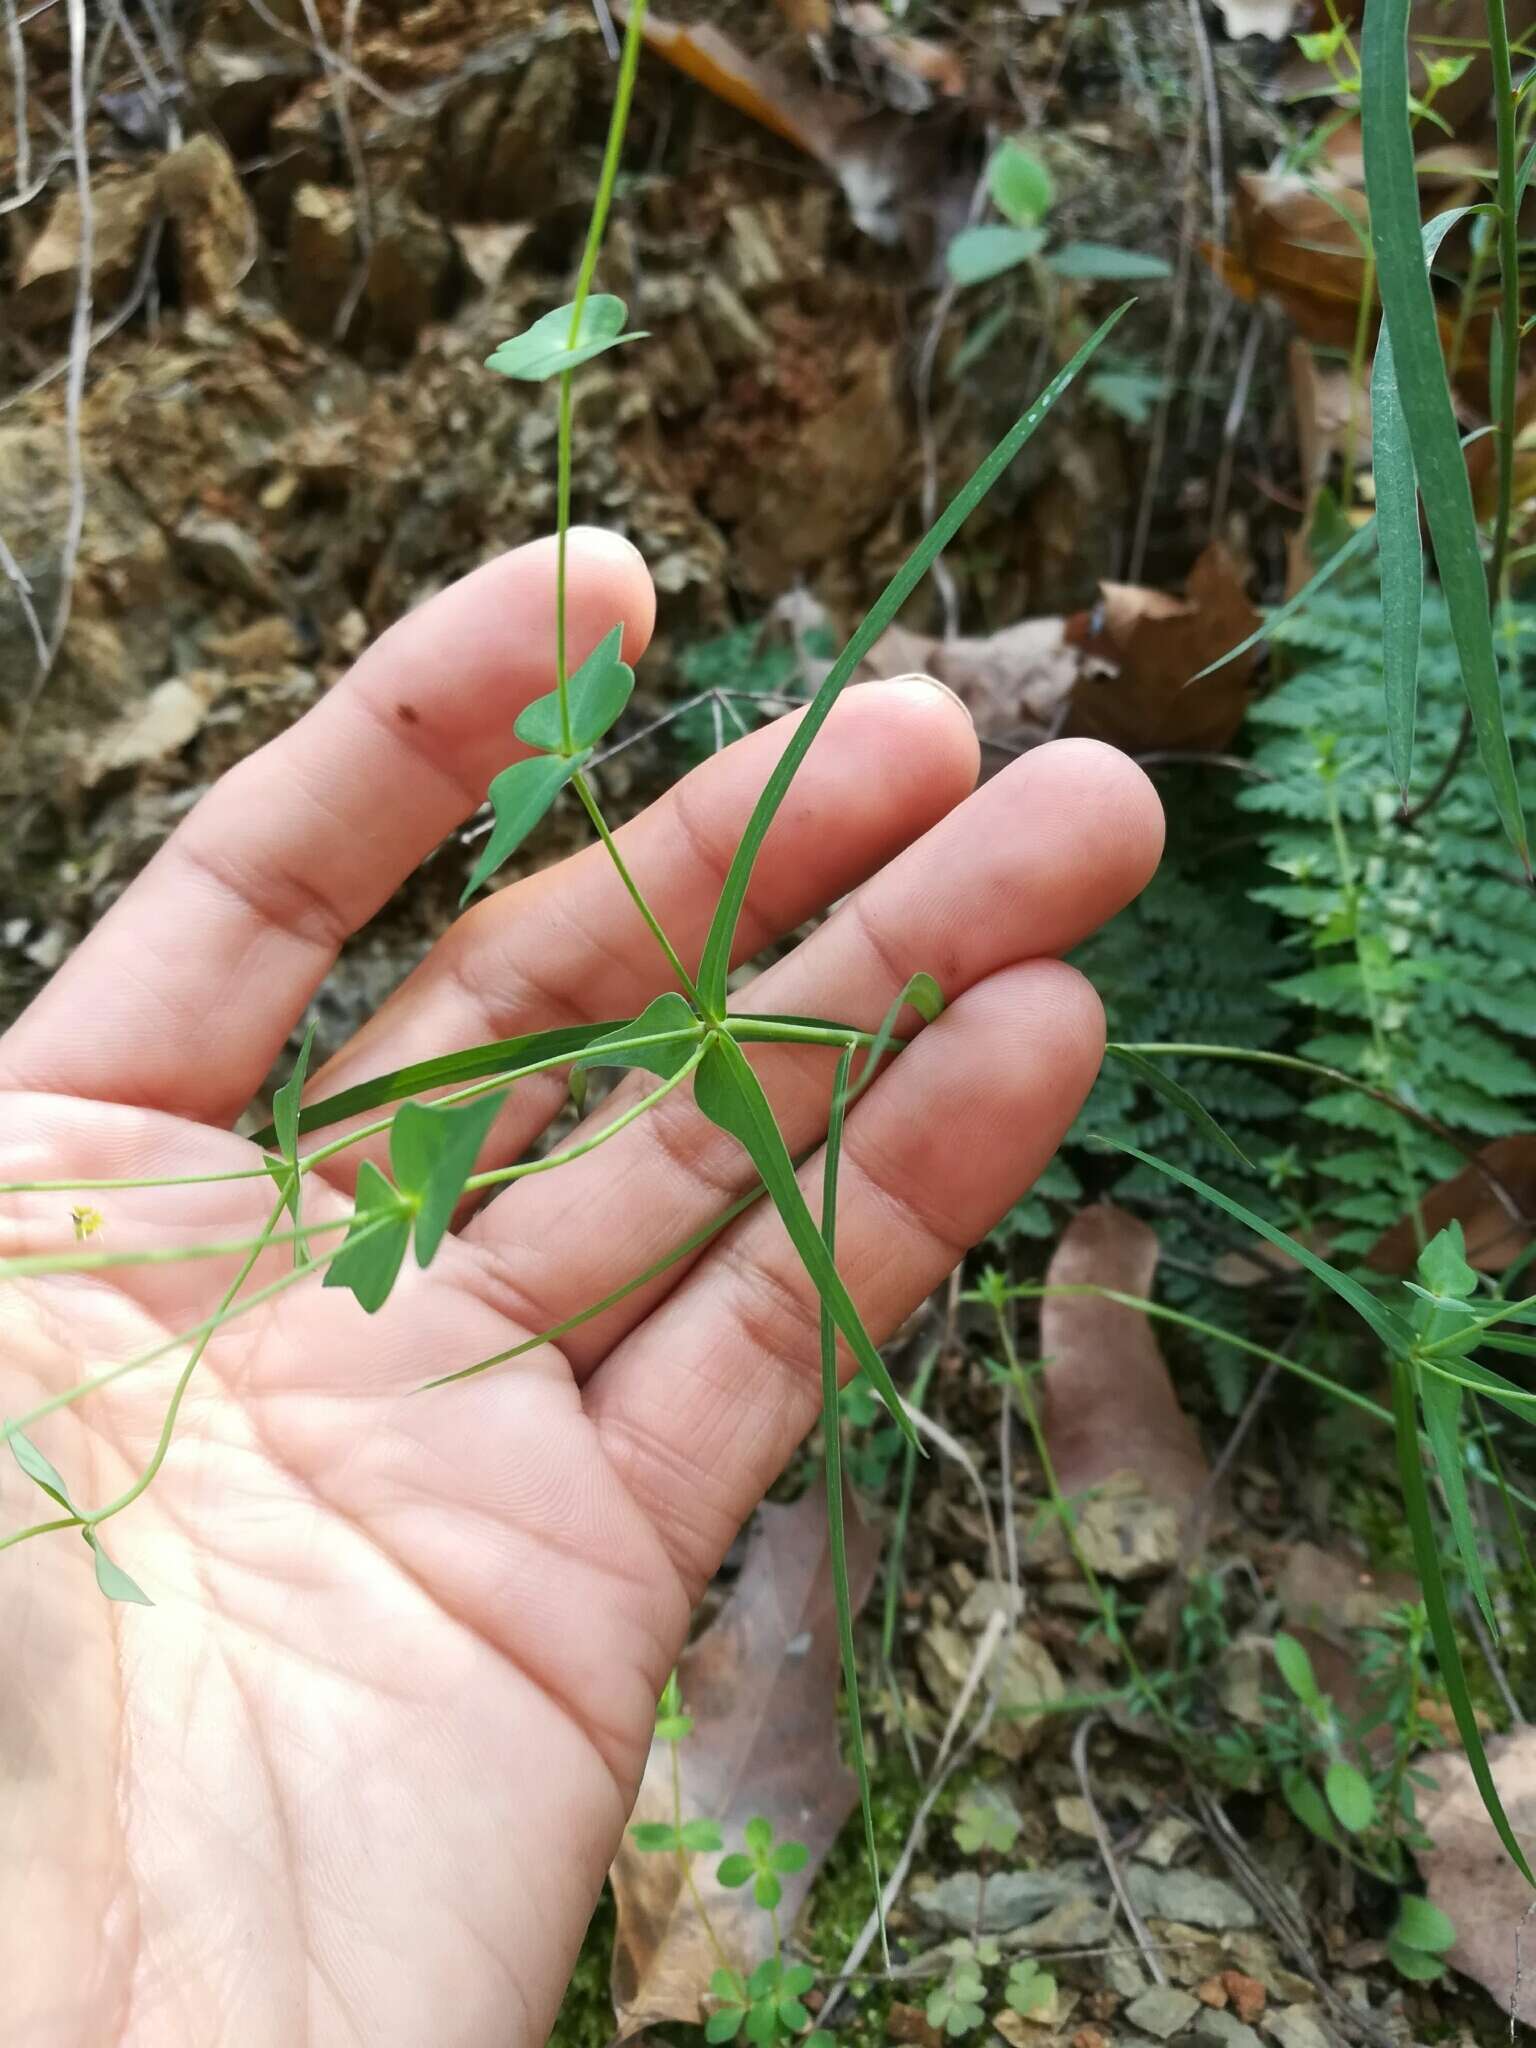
[1011,1896,1115,1951]
[912,1866,1094,1934]
[1193,2011,1264,2048]
[1263,2009,1338,2048]
[175,513,279,605]
[1127,1864,1258,1931]
[1105,1952,1149,2000]
[1125,1987,1200,2039]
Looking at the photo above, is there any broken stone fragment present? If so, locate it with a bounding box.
[156,136,256,309]
[13,171,157,329]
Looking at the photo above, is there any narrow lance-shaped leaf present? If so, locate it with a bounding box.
[1419,1370,1496,1632]
[9,1428,153,1604]
[88,1534,152,1606]
[1047,243,1172,282]
[693,1032,919,1448]
[1392,1353,1534,1885]
[820,1044,886,1961]
[1374,209,1480,795]
[575,992,703,1080]
[1103,1045,1253,1168]
[1362,1,1527,862]
[694,305,1132,1017]
[946,224,1044,285]
[1190,517,1378,682]
[460,752,591,906]
[266,1018,317,1268]
[838,972,944,1114]
[1107,1138,1411,1352]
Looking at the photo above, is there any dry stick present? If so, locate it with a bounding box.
[4,0,28,194]
[1180,0,1232,423]
[1128,95,1199,583]
[1070,1713,1168,1987]
[1208,304,1264,541]
[294,0,373,341]
[239,0,416,115]
[0,528,48,668]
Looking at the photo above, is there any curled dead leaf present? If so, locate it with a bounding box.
[1064,544,1260,753]
[1368,1134,1536,1275]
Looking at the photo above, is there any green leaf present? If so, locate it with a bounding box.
[946,223,1044,284]
[1417,1222,1478,1299]
[629,1821,680,1852]
[1371,316,1421,796]
[1392,1354,1534,1886]
[717,1853,753,1888]
[1362,8,1527,863]
[694,1032,918,1446]
[694,306,1130,1016]
[781,1965,815,1998]
[268,1018,317,1267]
[1106,1140,1411,1352]
[839,971,944,1114]
[744,2000,779,2048]
[744,1815,773,1855]
[655,1713,693,1742]
[1394,1894,1456,1952]
[753,1870,783,1910]
[460,753,589,905]
[389,1089,508,1266]
[711,1969,749,2002]
[778,1999,811,2033]
[1273,1631,1322,1706]
[515,625,635,754]
[1282,1767,1341,1847]
[577,992,703,1080]
[1189,516,1378,682]
[771,1839,809,1874]
[1325,1760,1378,1833]
[1048,241,1173,281]
[260,1020,630,1144]
[87,1533,153,1606]
[1388,1938,1447,1982]
[1422,1351,1536,1418]
[706,2010,744,2045]
[321,1161,412,1314]
[1104,1045,1253,1167]
[485,295,646,381]
[747,1958,782,1999]
[680,1818,724,1853]
[9,1424,75,1514]
[989,139,1053,225]
[1420,1369,1495,1633]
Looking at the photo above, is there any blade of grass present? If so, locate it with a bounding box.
[820,1045,886,1962]
[693,305,1132,1016]
[1102,1046,1252,1167]
[1362,0,1528,862]
[1419,1371,1497,1632]
[1188,517,1377,682]
[1372,314,1422,795]
[1392,1354,1534,1883]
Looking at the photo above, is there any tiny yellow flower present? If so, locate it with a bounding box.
[71,1204,104,1241]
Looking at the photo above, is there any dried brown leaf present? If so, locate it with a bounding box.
[1417,1728,1536,2022]
[858,615,1082,742]
[608,1487,880,2036]
[1368,1135,1536,1275]
[616,6,850,160]
[1064,544,1260,753]
[1040,1205,1210,1508]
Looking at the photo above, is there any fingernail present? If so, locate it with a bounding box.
[881,670,972,719]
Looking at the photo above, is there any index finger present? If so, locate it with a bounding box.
[0,530,655,1126]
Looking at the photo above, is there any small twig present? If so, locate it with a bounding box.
[1468,1598,1528,1727]
[1209,305,1263,538]
[591,0,619,59]
[4,0,29,195]
[1070,1714,1167,1986]
[1181,0,1233,427]
[0,527,49,668]
[911,1403,1002,1591]
[1134,749,1271,778]
[1128,94,1199,582]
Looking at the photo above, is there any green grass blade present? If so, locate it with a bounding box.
[1362,0,1528,862]
[1108,1139,1411,1351]
[693,306,1132,1015]
[693,1032,919,1447]
[254,1022,635,1144]
[820,1045,886,1961]
[1392,1354,1534,1884]
[1188,517,1377,682]
[1419,1371,1496,1632]
[1371,315,1422,795]
[838,972,943,1115]
[1102,1046,1253,1167]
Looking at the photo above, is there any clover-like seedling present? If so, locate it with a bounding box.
[1005,1958,1055,2018]
[952,1789,1020,1857]
[926,1948,987,2039]
[707,1960,829,2047]
[717,1817,809,1912]
[629,1818,723,1855]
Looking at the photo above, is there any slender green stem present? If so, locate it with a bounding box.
[671,1739,732,1972]
[420,1178,767,1389]
[84,1192,290,1531]
[0,1513,85,1554]
[0,1212,351,1283]
[462,1047,704,1194]
[553,0,647,736]
[572,770,698,1000]
[0,1166,272,1195]
[1488,0,1523,599]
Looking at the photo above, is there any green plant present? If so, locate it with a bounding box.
[718,1818,810,1915]
[707,1960,830,2048]
[0,0,1135,1993]
[925,1942,989,2039]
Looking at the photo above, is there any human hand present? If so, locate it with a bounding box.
[0,531,1162,2048]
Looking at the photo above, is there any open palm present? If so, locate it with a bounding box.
[0,533,1162,2048]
